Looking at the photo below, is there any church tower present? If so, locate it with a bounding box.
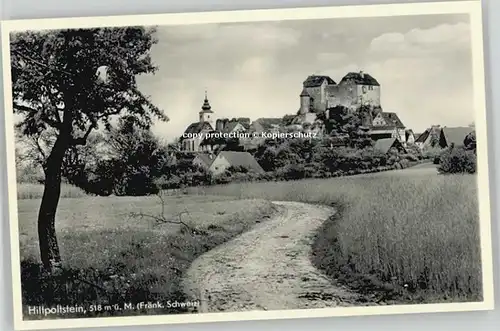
[199,90,215,129]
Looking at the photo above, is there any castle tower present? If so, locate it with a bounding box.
[199,90,215,128]
[299,87,311,115]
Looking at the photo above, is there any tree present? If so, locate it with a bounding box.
[16,124,106,188]
[10,27,167,271]
[320,105,373,148]
[464,131,476,153]
[101,117,174,196]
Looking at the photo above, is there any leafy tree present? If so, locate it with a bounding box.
[254,145,279,171]
[318,106,353,135]
[319,106,373,148]
[61,132,105,187]
[10,27,167,271]
[15,124,104,186]
[98,117,174,196]
[464,131,476,153]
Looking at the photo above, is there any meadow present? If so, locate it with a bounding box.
[17,189,279,318]
[17,182,88,200]
[187,163,482,303]
[17,162,482,316]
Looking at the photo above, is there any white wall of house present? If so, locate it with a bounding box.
[415,135,432,150]
[193,155,215,170]
[372,113,386,126]
[209,155,231,175]
[397,129,406,142]
[229,122,246,133]
[407,132,415,145]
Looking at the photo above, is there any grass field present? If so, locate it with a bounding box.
[17,182,88,200]
[17,163,481,312]
[18,191,279,318]
[187,164,482,303]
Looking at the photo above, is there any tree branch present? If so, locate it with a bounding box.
[11,49,73,76]
[71,124,96,146]
[126,190,210,236]
[97,109,122,120]
[13,102,62,130]
[128,210,196,230]
[31,135,47,162]
[47,90,63,125]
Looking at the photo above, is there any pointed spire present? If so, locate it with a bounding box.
[201,90,213,112]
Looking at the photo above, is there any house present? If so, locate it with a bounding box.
[250,117,283,134]
[374,137,406,154]
[208,151,265,176]
[369,112,406,143]
[372,112,405,128]
[215,118,250,133]
[405,129,416,145]
[367,125,399,141]
[438,127,475,148]
[192,153,216,170]
[415,125,442,149]
[221,121,247,134]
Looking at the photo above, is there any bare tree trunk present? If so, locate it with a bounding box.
[38,137,67,272]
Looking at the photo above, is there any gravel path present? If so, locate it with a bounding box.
[182,201,363,313]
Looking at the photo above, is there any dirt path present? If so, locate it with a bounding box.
[182,201,364,313]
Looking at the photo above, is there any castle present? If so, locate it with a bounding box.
[294,71,381,125]
[294,71,413,145]
[179,71,413,152]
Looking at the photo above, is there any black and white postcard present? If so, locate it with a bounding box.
[0,0,494,330]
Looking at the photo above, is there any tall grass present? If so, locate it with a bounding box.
[18,194,278,319]
[187,170,481,302]
[17,183,88,200]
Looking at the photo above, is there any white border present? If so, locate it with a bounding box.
[0,1,494,330]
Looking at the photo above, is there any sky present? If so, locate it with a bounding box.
[135,13,474,141]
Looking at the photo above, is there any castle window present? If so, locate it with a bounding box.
[362,86,367,94]
[369,86,374,90]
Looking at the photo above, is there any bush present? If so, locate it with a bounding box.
[438,147,476,174]
[406,144,423,160]
[397,159,411,169]
[422,146,444,160]
[403,153,419,162]
[227,166,249,174]
[281,164,307,180]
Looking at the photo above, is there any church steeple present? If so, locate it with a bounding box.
[199,90,214,128]
[201,90,213,113]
